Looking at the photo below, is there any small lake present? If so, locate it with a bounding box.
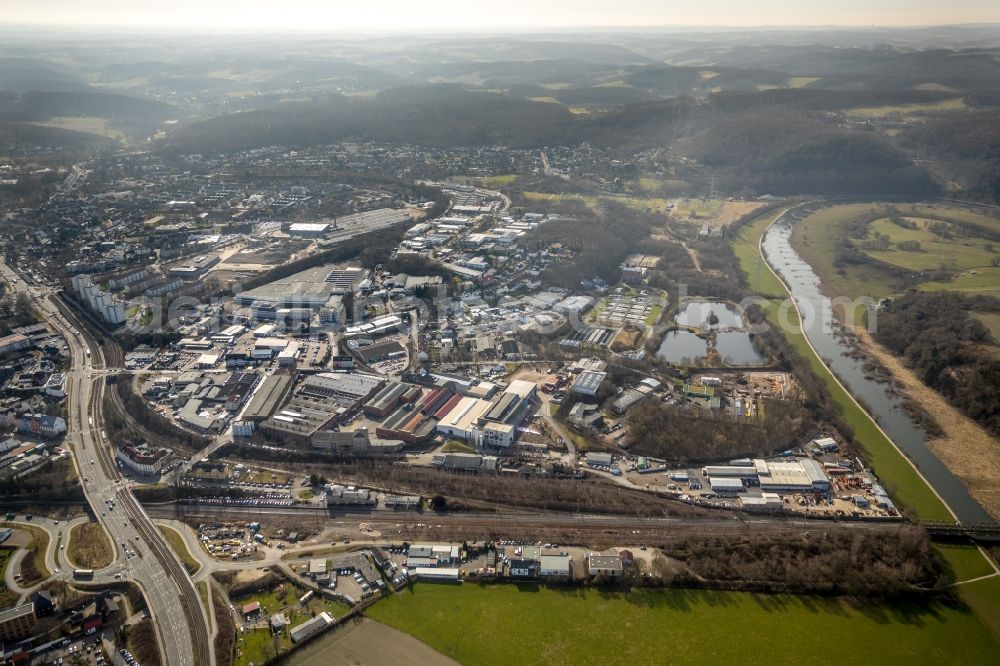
[715,331,765,365]
[656,330,708,364]
[675,301,744,329]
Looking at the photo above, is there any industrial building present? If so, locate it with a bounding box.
[704,458,830,494]
[571,370,607,397]
[411,567,460,581]
[287,222,330,236]
[363,382,422,418]
[587,554,624,577]
[433,452,499,472]
[233,265,355,326]
[354,339,407,365]
[312,428,404,456]
[433,380,535,449]
[258,373,384,445]
[539,555,572,578]
[560,326,615,353]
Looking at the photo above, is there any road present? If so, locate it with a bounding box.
[0,261,211,666]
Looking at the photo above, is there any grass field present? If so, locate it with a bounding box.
[157,525,201,576]
[30,116,125,141]
[791,203,1000,297]
[845,97,967,119]
[68,521,113,569]
[732,209,788,298]
[522,191,676,214]
[197,581,212,629]
[935,543,998,582]
[957,576,1000,643]
[0,522,51,586]
[479,174,518,187]
[973,312,1000,343]
[367,583,998,666]
[0,548,19,607]
[863,217,998,272]
[921,267,1000,294]
[791,204,899,299]
[287,617,458,666]
[442,439,476,454]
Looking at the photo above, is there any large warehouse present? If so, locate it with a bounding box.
[703,458,830,493]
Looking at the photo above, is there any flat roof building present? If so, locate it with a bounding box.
[290,612,334,643]
[0,603,36,642]
[571,371,606,397]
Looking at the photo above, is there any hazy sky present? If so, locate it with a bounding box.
[4,0,999,30]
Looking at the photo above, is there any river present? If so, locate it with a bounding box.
[762,209,994,524]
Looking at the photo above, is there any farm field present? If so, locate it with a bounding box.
[921,266,1000,294]
[521,191,758,226]
[29,116,125,141]
[790,203,899,299]
[844,97,967,119]
[732,207,788,298]
[367,583,998,666]
[791,202,1000,297]
[862,217,999,272]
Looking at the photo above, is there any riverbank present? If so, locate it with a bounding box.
[851,324,1000,522]
[734,207,956,521]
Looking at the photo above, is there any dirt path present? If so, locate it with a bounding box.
[681,240,703,272]
[853,325,1000,521]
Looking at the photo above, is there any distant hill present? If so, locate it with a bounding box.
[165,83,944,197]
[0,58,92,94]
[165,85,577,153]
[0,91,178,123]
[0,121,111,151]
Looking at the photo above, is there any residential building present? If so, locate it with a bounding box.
[116,442,172,476]
[17,414,67,439]
[0,603,36,642]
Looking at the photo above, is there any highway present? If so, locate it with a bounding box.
[0,262,211,666]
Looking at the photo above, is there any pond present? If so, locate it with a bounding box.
[675,301,744,329]
[715,331,765,365]
[656,329,708,364]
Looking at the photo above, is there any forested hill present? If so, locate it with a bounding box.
[0,91,179,124]
[164,86,948,197]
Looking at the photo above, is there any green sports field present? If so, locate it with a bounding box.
[367,583,998,666]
